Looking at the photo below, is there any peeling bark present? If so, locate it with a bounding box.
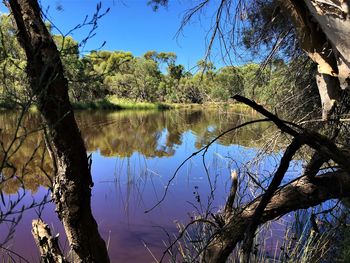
[32,219,68,263]
[316,72,341,119]
[8,0,109,262]
[305,0,350,89]
[278,0,338,76]
[278,0,350,116]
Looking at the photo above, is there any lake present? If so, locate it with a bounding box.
[0,108,295,262]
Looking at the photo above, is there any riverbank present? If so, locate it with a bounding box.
[70,100,253,112]
[1,96,252,112]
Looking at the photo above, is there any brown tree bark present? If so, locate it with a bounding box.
[203,96,350,262]
[8,0,110,262]
[205,170,350,263]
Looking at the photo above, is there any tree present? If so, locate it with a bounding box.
[149,0,350,262]
[168,63,184,81]
[143,50,177,66]
[6,0,109,262]
[278,0,349,119]
[0,14,28,107]
[132,57,162,101]
[214,66,244,100]
[2,0,349,261]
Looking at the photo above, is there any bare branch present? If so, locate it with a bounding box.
[233,95,350,174]
[224,170,238,221]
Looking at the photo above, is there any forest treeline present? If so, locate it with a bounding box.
[0,14,319,113]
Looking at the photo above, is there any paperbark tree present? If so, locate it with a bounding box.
[277,0,350,119]
[149,1,350,262]
[7,0,109,262]
[203,95,350,262]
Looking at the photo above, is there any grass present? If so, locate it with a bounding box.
[163,218,334,263]
[107,96,171,110]
[72,97,171,110]
[167,102,251,111]
[1,96,252,112]
[72,96,252,111]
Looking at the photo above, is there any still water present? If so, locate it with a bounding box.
[0,109,289,262]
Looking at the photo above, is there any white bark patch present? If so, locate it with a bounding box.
[316,72,340,119]
[305,0,350,86]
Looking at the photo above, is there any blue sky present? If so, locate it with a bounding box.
[0,1,259,70]
[1,0,236,70]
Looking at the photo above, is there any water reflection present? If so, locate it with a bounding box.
[0,109,268,193]
[77,109,264,157]
[0,109,271,262]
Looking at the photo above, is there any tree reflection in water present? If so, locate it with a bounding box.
[0,108,268,261]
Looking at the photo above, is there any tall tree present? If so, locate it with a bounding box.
[6,0,109,262]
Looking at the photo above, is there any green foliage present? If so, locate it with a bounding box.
[0,14,28,106]
[176,77,203,103]
[168,64,184,81]
[213,66,244,100]
[72,98,121,110]
[242,0,302,59]
[107,96,170,110]
[143,50,177,66]
[0,14,318,114]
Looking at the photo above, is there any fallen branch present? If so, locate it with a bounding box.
[241,135,304,261]
[205,170,350,262]
[224,170,238,222]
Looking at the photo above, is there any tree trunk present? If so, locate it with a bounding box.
[316,73,340,119]
[278,0,350,117]
[8,0,110,262]
[32,219,68,263]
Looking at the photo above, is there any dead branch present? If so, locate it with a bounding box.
[233,95,350,173]
[32,219,68,263]
[224,170,238,222]
[205,170,350,262]
[241,135,303,262]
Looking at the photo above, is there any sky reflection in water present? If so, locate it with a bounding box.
[0,109,301,262]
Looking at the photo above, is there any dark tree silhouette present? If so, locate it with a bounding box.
[7,0,109,262]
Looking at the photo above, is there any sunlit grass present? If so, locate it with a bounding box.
[107,96,171,110]
[167,101,253,112]
[1,96,253,112]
